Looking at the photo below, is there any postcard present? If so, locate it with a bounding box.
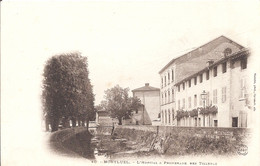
[1,1,260,166]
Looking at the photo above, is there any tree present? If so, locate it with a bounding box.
[42,52,95,132]
[101,85,141,125]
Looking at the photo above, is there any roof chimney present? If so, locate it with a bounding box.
[145,83,149,86]
[206,60,214,67]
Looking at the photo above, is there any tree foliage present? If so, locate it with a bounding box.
[100,85,142,125]
[176,105,218,121]
[42,52,95,132]
[199,105,218,115]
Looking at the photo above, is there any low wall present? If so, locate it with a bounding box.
[96,126,113,135]
[113,125,251,155]
[49,127,93,159]
[115,125,250,140]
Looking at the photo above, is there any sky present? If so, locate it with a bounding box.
[2,1,260,105]
[1,1,260,165]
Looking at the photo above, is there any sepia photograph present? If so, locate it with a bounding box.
[1,0,260,166]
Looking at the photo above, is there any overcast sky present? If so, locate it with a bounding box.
[2,1,260,105]
[2,1,260,165]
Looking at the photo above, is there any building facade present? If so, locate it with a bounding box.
[124,83,160,125]
[175,49,252,127]
[159,36,253,127]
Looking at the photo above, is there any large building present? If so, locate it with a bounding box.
[123,83,160,125]
[159,36,253,127]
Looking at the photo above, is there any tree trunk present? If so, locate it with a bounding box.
[51,116,59,132]
[72,117,76,127]
[86,118,89,130]
[62,117,70,128]
[82,119,86,127]
[118,118,122,125]
[78,119,81,126]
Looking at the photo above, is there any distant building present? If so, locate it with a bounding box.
[96,110,113,126]
[123,83,160,125]
[159,35,254,127]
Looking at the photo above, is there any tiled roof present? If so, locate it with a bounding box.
[132,83,160,92]
[158,35,244,74]
[174,48,250,85]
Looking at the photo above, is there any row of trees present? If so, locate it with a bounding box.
[42,52,95,132]
[42,52,142,132]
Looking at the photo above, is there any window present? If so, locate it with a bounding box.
[183,82,185,90]
[162,94,164,104]
[194,77,197,85]
[172,69,174,82]
[168,90,170,103]
[206,70,209,80]
[178,100,180,110]
[172,109,174,121]
[188,97,191,108]
[168,72,170,84]
[222,87,226,103]
[194,95,197,107]
[213,89,217,104]
[241,57,247,69]
[230,61,235,69]
[214,120,218,127]
[161,111,164,123]
[168,109,171,124]
[178,85,180,92]
[172,89,174,102]
[224,48,232,56]
[240,78,246,98]
[161,78,163,88]
[222,62,227,73]
[188,80,191,87]
[164,76,166,86]
[182,98,185,109]
[164,92,167,104]
[213,66,217,77]
[164,110,167,124]
[206,92,210,106]
[232,117,238,127]
[200,74,203,83]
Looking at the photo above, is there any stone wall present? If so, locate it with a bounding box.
[113,125,251,155]
[96,126,113,135]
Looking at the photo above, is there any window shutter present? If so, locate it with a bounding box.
[241,78,246,98]
[206,92,210,106]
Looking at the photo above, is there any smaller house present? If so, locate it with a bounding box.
[96,110,113,126]
[123,83,160,125]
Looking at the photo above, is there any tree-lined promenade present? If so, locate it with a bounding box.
[42,52,95,132]
[42,52,141,132]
